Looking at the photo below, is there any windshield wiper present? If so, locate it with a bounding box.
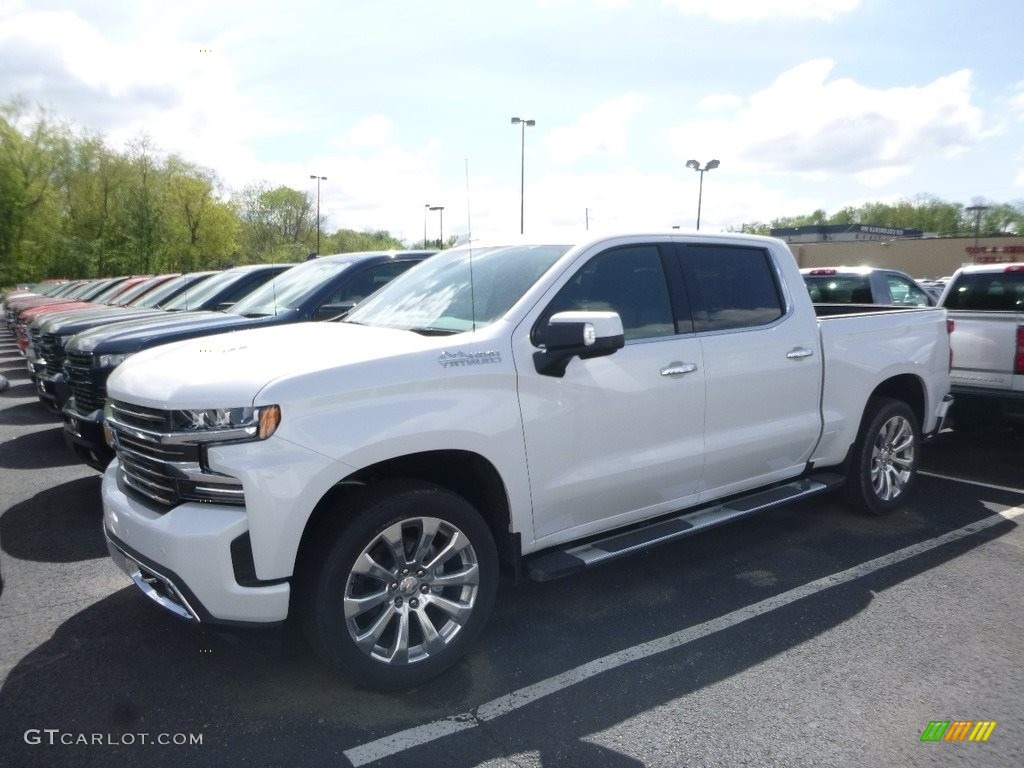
[407,327,459,336]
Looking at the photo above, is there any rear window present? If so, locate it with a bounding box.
[686,246,785,331]
[803,275,873,303]
[943,272,1024,311]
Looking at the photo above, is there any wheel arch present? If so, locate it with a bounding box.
[866,373,926,429]
[292,449,517,583]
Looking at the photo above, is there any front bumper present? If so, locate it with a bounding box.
[62,398,114,471]
[35,371,68,412]
[102,461,290,624]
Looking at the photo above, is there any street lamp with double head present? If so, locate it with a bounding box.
[685,159,719,231]
[429,205,445,249]
[511,116,536,235]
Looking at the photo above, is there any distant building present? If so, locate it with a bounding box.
[771,224,926,244]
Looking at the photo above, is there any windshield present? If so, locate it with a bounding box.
[228,259,352,317]
[89,279,130,303]
[132,272,215,308]
[112,276,173,306]
[162,269,241,311]
[943,271,1024,311]
[345,245,570,333]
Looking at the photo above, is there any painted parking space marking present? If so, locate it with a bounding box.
[919,471,1024,496]
[345,501,1024,766]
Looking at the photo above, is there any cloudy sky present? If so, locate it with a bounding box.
[2,0,1022,243]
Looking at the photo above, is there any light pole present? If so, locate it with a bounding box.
[429,205,445,248]
[685,159,719,230]
[511,116,535,234]
[424,203,431,249]
[310,174,327,255]
[965,204,990,249]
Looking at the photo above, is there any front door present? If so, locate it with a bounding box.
[513,241,707,545]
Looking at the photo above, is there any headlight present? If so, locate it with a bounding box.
[174,404,281,441]
[97,352,133,368]
[102,401,114,447]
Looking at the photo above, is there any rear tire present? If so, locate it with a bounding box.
[844,397,921,516]
[301,480,498,690]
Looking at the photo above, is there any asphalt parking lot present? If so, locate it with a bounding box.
[1,334,1022,768]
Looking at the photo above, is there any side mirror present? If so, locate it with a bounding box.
[533,311,625,377]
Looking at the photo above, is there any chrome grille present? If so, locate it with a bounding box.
[41,332,65,375]
[109,400,245,509]
[64,352,105,413]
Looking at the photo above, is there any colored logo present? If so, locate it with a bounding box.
[920,721,997,742]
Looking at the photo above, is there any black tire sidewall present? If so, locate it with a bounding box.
[847,398,921,516]
[308,481,499,690]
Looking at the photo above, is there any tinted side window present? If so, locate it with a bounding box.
[803,274,872,303]
[685,246,784,331]
[886,275,930,306]
[537,245,675,342]
[943,272,1024,311]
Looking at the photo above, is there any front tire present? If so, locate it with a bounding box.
[302,480,498,690]
[844,397,921,516]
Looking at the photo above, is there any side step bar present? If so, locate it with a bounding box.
[526,473,845,581]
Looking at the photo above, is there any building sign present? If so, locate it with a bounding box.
[965,246,1024,264]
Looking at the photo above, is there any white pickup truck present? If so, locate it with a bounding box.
[100,233,952,688]
[939,262,1024,427]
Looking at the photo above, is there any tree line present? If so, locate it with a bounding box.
[3,99,1022,285]
[0,100,405,285]
[731,196,1024,238]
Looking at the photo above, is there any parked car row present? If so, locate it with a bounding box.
[4,251,434,470]
[802,262,1024,429]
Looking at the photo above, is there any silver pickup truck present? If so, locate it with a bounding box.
[939,263,1024,427]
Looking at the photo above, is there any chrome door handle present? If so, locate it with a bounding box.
[786,347,814,360]
[661,362,698,376]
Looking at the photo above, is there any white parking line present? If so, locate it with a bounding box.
[920,471,1024,496]
[344,501,1024,766]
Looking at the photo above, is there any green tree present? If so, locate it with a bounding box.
[235,183,316,261]
[121,136,168,274]
[163,157,239,271]
[0,101,65,283]
[323,228,406,254]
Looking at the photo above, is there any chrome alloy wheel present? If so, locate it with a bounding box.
[344,516,480,666]
[870,414,915,501]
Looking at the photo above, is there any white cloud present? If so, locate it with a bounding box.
[1010,83,1024,122]
[698,93,743,112]
[545,93,648,166]
[668,59,983,181]
[660,0,860,22]
[337,116,395,149]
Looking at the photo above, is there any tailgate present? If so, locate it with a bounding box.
[948,312,1023,391]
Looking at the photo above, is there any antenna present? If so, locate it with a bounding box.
[465,157,476,332]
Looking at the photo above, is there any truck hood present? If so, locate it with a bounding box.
[68,310,252,353]
[108,322,442,409]
[38,306,164,333]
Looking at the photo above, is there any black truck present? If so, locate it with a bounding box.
[62,251,434,469]
[30,264,293,411]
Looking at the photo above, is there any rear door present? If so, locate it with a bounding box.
[680,243,822,498]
